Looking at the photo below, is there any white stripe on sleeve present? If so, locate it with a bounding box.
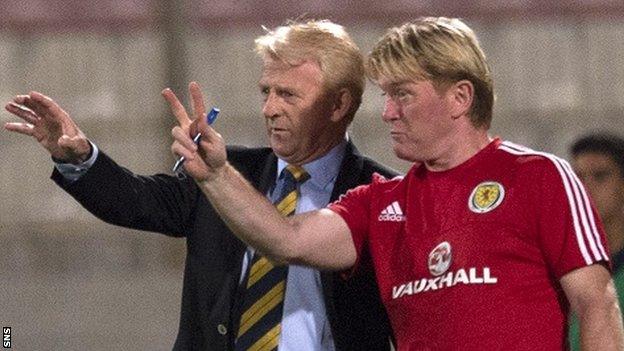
[499,141,608,264]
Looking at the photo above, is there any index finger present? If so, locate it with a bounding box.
[162,88,191,128]
[29,91,67,120]
[189,81,207,122]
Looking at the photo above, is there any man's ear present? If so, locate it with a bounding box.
[331,88,353,123]
[448,80,474,120]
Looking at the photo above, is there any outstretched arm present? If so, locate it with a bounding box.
[166,82,357,270]
[4,92,91,163]
[201,162,356,270]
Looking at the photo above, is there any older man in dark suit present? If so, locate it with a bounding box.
[5,20,396,350]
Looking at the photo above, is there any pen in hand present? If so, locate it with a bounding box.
[172,107,220,173]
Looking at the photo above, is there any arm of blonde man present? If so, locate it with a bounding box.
[201,163,357,270]
[166,81,357,271]
[561,264,624,351]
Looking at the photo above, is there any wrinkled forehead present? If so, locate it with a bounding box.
[369,58,430,87]
[260,58,328,89]
[262,57,298,73]
[261,58,321,75]
[259,59,323,87]
[375,76,414,90]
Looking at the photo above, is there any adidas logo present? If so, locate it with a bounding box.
[378,201,405,222]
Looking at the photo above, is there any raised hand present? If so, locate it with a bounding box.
[163,82,227,182]
[4,91,91,164]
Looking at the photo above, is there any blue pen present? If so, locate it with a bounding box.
[172,107,220,173]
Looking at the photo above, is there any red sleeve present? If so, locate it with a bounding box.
[532,157,610,279]
[328,182,373,273]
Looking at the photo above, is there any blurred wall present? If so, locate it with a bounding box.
[1,1,624,350]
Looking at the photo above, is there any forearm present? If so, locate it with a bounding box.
[577,281,624,350]
[53,151,195,237]
[196,162,299,263]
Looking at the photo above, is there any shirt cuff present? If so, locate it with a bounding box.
[53,141,99,182]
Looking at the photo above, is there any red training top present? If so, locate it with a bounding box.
[329,138,609,351]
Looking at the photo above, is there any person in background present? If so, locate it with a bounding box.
[568,132,624,350]
[4,20,395,351]
[165,17,624,350]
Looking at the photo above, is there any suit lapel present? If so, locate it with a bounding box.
[320,140,364,333]
[330,141,364,202]
[225,149,278,346]
[257,152,279,196]
[229,150,278,261]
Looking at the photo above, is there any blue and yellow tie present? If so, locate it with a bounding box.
[235,165,309,351]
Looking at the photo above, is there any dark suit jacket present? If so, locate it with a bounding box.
[52,141,397,350]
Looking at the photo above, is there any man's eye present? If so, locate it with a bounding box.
[387,89,408,101]
[396,90,409,99]
[260,88,271,102]
[279,90,294,98]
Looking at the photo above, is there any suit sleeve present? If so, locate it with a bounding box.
[51,151,199,237]
[532,157,610,279]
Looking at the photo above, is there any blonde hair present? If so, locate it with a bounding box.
[367,17,494,128]
[255,20,365,122]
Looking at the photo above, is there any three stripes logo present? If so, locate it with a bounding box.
[378,201,405,222]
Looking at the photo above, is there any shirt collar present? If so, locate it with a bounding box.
[276,138,347,190]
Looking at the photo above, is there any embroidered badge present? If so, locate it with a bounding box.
[428,241,452,276]
[468,181,505,213]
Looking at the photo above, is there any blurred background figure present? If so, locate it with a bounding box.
[568,133,624,350]
[572,134,624,257]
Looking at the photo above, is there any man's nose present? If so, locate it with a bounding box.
[382,96,400,122]
[262,92,279,118]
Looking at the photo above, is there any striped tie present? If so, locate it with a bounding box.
[235,165,309,351]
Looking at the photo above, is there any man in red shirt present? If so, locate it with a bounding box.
[172,18,624,350]
[329,138,610,349]
[19,17,624,350]
[171,17,623,350]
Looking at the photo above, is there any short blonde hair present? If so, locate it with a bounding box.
[367,17,494,128]
[255,20,365,122]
